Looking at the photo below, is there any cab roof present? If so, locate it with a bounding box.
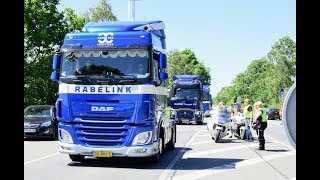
[82,20,165,33]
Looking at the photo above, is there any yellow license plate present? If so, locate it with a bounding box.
[182,119,189,122]
[93,151,113,158]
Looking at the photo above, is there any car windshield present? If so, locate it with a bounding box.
[60,50,150,79]
[24,106,51,117]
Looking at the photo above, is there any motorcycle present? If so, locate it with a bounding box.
[230,113,246,140]
[207,107,232,143]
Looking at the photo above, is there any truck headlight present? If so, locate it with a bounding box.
[132,131,152,145]
[170,111,176,116]
[40,121,51,127]
[195,111,201,115]
[59,129,73,143]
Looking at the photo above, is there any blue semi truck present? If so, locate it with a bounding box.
[203,85,212,117]
[50,21,176,162]
[170,75,204,125]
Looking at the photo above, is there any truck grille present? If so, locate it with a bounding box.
[177,110,194,119]
[73,118,132,147]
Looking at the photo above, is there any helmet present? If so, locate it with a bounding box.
[252,121,261,130]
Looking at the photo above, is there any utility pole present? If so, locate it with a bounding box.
[128,0,140,21]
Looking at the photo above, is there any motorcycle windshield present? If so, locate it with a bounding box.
[213,109,231,124]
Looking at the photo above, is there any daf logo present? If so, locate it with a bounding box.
[91,106,114,112]
[184,112,187,115]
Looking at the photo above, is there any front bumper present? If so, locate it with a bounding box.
[24,127,54,137]
[58,141,159,157]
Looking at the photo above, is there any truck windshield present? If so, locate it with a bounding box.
[60,50,150,79]
[174,88,199,100]
[203,93,210,101]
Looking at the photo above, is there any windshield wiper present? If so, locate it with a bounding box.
[184,97,198,101]
[172,97,184,100]
[95,75,116,85]
[117,75,138,84]
[72,75,95,85]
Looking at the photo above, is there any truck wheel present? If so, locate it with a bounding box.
[149,137,163,163]
[52,126,58,140]
[167,126,176,150]
[69,155,85,162]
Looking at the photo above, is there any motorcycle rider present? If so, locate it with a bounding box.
[243,99,254,142]
[231,103,240,138]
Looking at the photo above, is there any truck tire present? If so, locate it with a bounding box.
[167,126,176,150]
[69,155,85,162]
[149,137,163,163]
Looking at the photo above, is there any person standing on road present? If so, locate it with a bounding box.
[243,99,254,142]
[279,106,283,125]
[253,101,268,150]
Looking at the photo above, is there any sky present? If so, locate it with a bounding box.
[57,0,296,96]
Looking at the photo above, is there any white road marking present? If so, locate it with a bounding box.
[172,151,296,180]
[158,127,205,180]
[24,152,60,165]
[265,135,295,151]
[183,143,271,159]
[191,140,214,146]
[196,134,211,137]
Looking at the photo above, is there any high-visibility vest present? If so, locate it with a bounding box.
[257,108,267,122]
[243,105,252,118]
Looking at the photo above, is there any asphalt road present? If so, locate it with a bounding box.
[24,117,296,180]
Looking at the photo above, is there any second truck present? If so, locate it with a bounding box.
[170,75,204,125]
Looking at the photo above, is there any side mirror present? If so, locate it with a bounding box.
[159,53,167,69]
[50,106,56,118]
[159,72,168,81]
[51,71,59,81]
[52,54,61,70]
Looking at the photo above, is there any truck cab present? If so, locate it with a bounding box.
[170,75,204,125]
[51,21,176,162]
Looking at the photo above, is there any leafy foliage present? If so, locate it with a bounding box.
[167,48,211,90]
[215,36,296,108]
[83,0,118,22]
[24,0,117,108]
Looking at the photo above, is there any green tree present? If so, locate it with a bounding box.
[63,8,86,31]
[268,36,296,80]
[167,49,211,90]
[84,0,118,22]
[24,0,67,107]
[214,36,296,108]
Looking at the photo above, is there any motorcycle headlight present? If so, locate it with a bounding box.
[132,131,152,145]
[41,121,52,127]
